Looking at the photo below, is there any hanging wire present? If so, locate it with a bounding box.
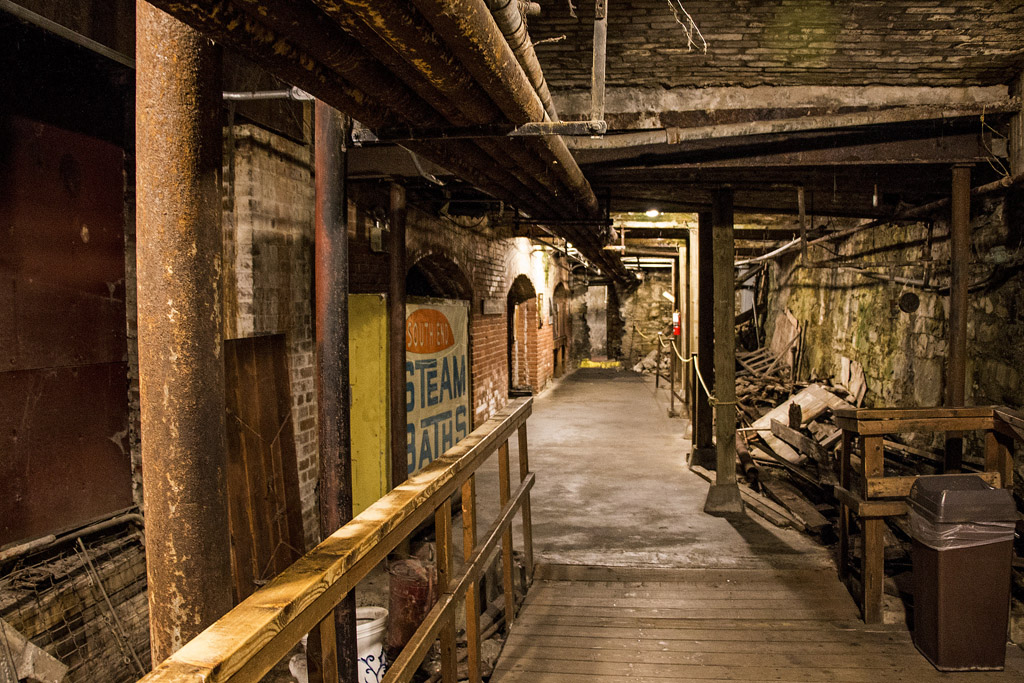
[665,0,708,53]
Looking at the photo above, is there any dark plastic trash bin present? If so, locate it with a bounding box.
[908,474,1017,671]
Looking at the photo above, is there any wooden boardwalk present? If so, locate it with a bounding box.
[492,565,1024,682]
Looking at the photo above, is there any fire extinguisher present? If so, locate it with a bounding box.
[672,311,681,337]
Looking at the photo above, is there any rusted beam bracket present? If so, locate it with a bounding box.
[591,0,608,123]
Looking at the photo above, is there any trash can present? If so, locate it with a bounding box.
[908,474,1017,671]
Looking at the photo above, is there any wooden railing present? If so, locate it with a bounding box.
[137,397,535,683]
[834,405,1022,623]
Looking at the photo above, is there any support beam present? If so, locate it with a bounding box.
[313,101,358,681]
[678,242,689,406]
[1011,73,1024,175]
[135,1,232,663]
[704,189,744,515]
[690,212,714,468]
[944,165,971,471]
[390,184,409,487]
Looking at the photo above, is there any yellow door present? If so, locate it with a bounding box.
[349,294,389,515]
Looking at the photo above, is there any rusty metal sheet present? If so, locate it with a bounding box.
[0,117,129,546]
[0,116,126,372]
[0,363,132,546]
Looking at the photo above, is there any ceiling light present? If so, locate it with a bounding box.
[645,209,660,218]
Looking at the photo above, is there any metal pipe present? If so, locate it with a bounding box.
[222,86,313,101]
[390,184,409,488]
[945,164,971,472]
[407,0,601,217]
[0,0,135,67]
[136,1,233,663]
[314,100,358,680]
[486,0,559,120]
[591,0,608,123]
[0,509,145,565]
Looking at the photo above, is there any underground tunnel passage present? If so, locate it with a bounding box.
[3,1,1024,682]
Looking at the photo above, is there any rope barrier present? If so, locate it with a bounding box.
[631,325,737,407]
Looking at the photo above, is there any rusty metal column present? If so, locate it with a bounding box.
[679,241,689,406]
[945,164,971,471]
[690,212,715,468]
[313,100,358,682]
[668,256,678,417]
[389,184,409,488]
[136,1,232,664]
[704,188,743,515]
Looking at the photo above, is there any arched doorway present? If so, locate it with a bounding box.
[552,282,570,377]
[407,253,472,300]
[507,274,537,396]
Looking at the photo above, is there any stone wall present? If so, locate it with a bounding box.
[616,270,676,365]
[765,192,1024,484]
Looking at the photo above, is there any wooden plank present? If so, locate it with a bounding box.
[751,385,852,465]
[864,471,1000,498]
[770,419,829,463]
[533,565,838,584]
[497,642,966,670]
[316,611,339,683]
[837,414,995,436]
[502,629,912,650]
[491,667,1024,683]
[516,605,857,621]
[492,656,1011,682]
[509,613,903,635]
[758,474,830,535]
[833,486,906,518]
[834,406,994,421]
[689,465,802,529]
[521,594,857,612]
[138,398,532,683]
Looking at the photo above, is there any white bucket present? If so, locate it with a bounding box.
[356,606,389,683]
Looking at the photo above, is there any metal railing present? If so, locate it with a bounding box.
[137,397,535,683]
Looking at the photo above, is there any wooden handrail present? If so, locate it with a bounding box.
[138,397,534,683]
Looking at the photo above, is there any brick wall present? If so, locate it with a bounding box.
[222,125,320,547]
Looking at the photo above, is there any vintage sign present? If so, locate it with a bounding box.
[406,299,470,476]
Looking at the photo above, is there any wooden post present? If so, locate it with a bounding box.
[669,257,678,416]
[390,184,409,487]
[837,430,853,581]
[945,165,970,472]
[517,423,534,581]
[691,211,715,468]
[434,501,457,683]
[313,100,357,681]
[461,475,482,683]
[679,243,689,405]
[1010,72,1024,176]
[861,435,885,624]
[498,440,516,626]
[704,189,743,515]
[984,429,1014,489]
[136,3,233,662]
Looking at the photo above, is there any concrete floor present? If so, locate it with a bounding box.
[474,367,832,570]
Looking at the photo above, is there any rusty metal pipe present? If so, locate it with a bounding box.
[314,100,359,681]
[406,0,599,215]
[307,0,571,213]
[486,0,558,121]
[136,1,233,663]
[389,184,409,488]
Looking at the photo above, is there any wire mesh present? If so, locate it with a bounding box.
[0,523,150,683]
